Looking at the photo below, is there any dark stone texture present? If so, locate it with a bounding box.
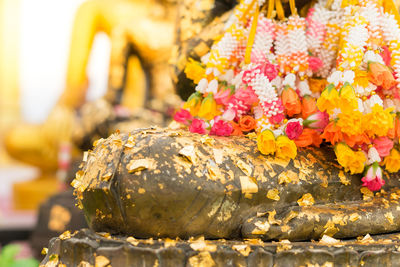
[40,229,400,266]
[72,127,400,241]
[30,189,87,259]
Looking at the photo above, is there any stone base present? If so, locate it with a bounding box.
[41,229,400,266]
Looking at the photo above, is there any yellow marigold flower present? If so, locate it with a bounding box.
[257,130,276,155]
[184,59,206,84]
[316,84,340,114]
[339,83,358,113]
[384,148,400,173]
[197,93,218,120]
[337,110,364,136]
[183,92,202,116]
[309,78,328,93]
[335,143,366,174]
[275,136,297,161]
[364,105,395,137]
[353,70,369,87]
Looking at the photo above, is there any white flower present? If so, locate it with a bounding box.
[298,80,312,96]
[219,69,234,83]
[367,147,381,165]
[272,129,284,137]
[327,71,342,86]
[358,98,365,113]
[196,78,208,93]
[283,73,296,88]
[342,70,355,84]
[206,79,219,94]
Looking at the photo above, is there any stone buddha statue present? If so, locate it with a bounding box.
[5,0,179,210]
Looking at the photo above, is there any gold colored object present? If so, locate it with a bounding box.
[5,0,178,210]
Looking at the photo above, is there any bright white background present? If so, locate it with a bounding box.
[19,0,110,123]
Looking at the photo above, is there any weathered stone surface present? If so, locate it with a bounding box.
[40,229,400,266]
[73,127,400,241]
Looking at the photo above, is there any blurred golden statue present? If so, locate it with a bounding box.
[5,0,178,210]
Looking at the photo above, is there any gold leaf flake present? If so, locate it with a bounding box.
[138,188,146,194]
[267,189,280,201]
[268,210,282,225]
[95,255,110,267]
[297,193,315,207]
[349,213,360,222]
[252,220,270,235]
[360,187,374,200]
[77,261,92,267]
[280,225,291,232]
[323,220,339,237]
[102,172,112,182]
[283,210,298,224]
[276,240,292,252]
[189,238,217,252]
[82,151,88,162]
[200,135,215,146]
[213,148,224,164]
[385,212,394,224]
[127,236,139,246]
[179,145,197,164]
[124,135,136,148]
[319,235,341,245]
[127,158,156,173]
[41,248,48,255]
[338,170,350,185]
[237,160,252,176]
[188,251,216,267]
[207,165,225,184]
[164,238,177,248]
[278,170,299,184]
[232,245,251,256]
[359,234,374,244]
[239,176,258,195]
[59,230,71,240]
[93,138,105,147]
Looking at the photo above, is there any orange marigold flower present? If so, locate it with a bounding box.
[321,122,343,145]
[294,128,322,148]
[301,96,318,119]
[282,87,301,117]
[239,115,256,132]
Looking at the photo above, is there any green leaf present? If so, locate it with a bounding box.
[12,259,40,267]
[0,244,20,267]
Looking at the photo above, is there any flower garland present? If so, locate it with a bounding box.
[175,0,400,192]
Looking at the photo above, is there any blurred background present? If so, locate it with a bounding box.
[0,0,179,263]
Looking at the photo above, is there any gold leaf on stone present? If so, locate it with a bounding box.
[82,151,88,162]
[232,244,251,256]
[189,237,217,252]
[237,160,252,176]
[278,170,299,184]
[124,135,136,148]
[252,220,270,235]
[319,235,341,245]
[280,225,291,232]
[164,238,177,248]
[59,230,71,240]
[212,148,224,164]
[200,135,215,146]
[188,251,216,267]
[276,240,292,252]
[102,172,112,182]
[127,236,139,246]
[179,145,197,164]
[283,210,298,224]
[297,193,315,207]
[127,158,155,173]
[349,213,360,222]
[95,255,110,267]
[268,210,282,225]
[338,170,350,185]
[323,220,339,237]
[138,188,146,194]
[360,187,374,200]
[77,261,92,267]
[385,212,394,224]
[93,138,105,147]
[267,189,280,201]
[239,176,258,195]
[41,248,48,255]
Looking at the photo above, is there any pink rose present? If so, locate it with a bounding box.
[210,119,233,136]
[189,118,207,134]
[214,87,232,106]
[381,46,391,67]
[234,87,258,106]
[373,137,394,157]
[361,163,385,191]
[285,121,303,140]
[174,108,193,125]
[308,56,324,72]
[260,63,279,81]
[270,113,285,124]
[303,111,329,132]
